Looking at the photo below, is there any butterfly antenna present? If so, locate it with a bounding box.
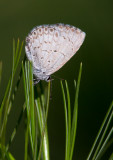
[51,75,65,81]
[50,80,52,100]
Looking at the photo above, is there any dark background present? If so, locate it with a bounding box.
[0,0,113,159]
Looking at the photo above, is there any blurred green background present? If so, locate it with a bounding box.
[0,0,113,159]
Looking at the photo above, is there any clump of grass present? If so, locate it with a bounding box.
[22,61,50,160]
[0,40,113,160]
[86,101,113,160]
[0,39,23,159]
[61,63,82,160]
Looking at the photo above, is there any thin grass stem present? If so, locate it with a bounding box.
[87,101,113,160]
[70,63,82,160]
[36,82,50,160]
[65,80,71,160]
[95,127,113,160]
[60,81,68,160]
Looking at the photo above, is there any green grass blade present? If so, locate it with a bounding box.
[0,41,23,133]
[22,62,27,104]
[70,63,82,160]
[12,39,15,72]
[6,104,26,152]
[109,152,113,160]
[65,80,71,160]
[0,144,15,160]
[43,81,50,160]
[34,107,38,160]
[95,127,113,160]
[14,41,23,74]
[92,109,113,160]
[36,82,50,160]
[46,82,50,117]
[22,62,29,160]
[0,80,11,129]
[24,106,30,160]
[6,152,15,160]
[23,61,34,154]
[29,62,35,150]
[36,98,43,131]
[87,101,113,160]
[0,40,23,145]
[60,81,68,160]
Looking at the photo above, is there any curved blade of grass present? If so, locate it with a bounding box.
[65,80,71,160]
[95,127,113,160]
[24,103,30,160]
[35,82,50,160]
[87,101,113,160]
[61,63,82,160]
[0,144,15,160]
[0,39,23,119]
[0,40,23,145]
[29,62,35,149]
[5,60,26,152]
[22,61,34,155]
[0,41,23,121]
[22,62,29,160]
[42,81,50,160]
[6,104,26,152]
[23,62,50,160]
[14,40,23,75]
[92,109,113,160]
[70,62,82,160]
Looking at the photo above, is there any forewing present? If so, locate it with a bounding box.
[25,24,86,76]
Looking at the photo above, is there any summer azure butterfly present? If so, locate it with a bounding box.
[25,23,86,83]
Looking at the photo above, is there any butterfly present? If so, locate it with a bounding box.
[25,23,86,84]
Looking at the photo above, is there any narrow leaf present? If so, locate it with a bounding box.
[70,62,82,160]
